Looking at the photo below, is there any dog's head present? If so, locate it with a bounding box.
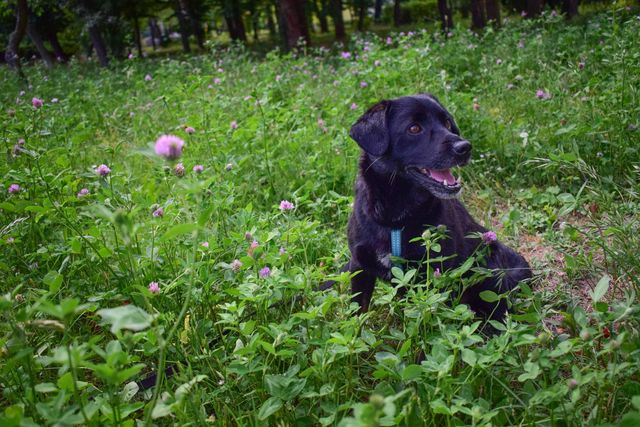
[350,94,471,199]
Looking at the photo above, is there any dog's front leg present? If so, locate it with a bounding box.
[350,269,376,313]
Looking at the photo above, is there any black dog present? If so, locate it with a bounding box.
[339,94,530,320]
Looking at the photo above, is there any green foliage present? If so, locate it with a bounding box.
[1,6,640,426]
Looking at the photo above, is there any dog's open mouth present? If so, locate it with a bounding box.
[408,167,462,198]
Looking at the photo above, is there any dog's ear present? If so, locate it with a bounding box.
[349,100,390,156]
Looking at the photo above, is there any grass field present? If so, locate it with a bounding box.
[2,7,640,426]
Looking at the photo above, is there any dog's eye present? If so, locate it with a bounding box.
[445,119,453,131]
[408,124,422,134]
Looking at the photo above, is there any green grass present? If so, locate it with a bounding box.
[1,6,640,426]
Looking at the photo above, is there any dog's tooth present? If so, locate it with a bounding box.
[444,179,448,186]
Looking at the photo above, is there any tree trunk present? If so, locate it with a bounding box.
[252,16,260,42]
[470,0,486,29]
[225,0,246,41]
[192,19,205,48]
[329,0,345,39]
[46,29,67,61]
[278,0,311,50]
[266,4,277,38]
[149,19,157,50]
[174,0,191,52]
[394,0,402,27]
[485,0,501,25]
[87,24,109,67]
[133,15,143,57]
[315,0,329,32]
[357,0,366,31]
[5,0,28,75]
[437,0,453,32]
[374,0,383,22]
[526,0,541,17]
[27,21,55,68]
[562,0,578,18]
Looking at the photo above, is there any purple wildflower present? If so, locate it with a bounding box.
[148,281,160,294]
[279,200,295,210]
[8,184,21,194]
[155,135,185,160]
[434,268,442,278]
[184,126,195,134]
[201,241,209,248]
[482,231,497,244]
[360,81,368,88]
[279,247,286,256]
[341,51,351,59]
[32,97,43,109]
[95,164,111,176]
[230,121,238,130]
[350,103,358,111]
[51,98,59,104]
[536,89,550,100]
[259,267,271,278]
[496,58,503,65]
[231,259,242,272]
[174,163,185,177]
[214,78,221,84]
[225,163,233,171]
[77,188,90,198]
[144,74,153,81]
[193,164,204,173]
[152,207,164,217]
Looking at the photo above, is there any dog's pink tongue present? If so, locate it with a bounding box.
[429,169,456,183]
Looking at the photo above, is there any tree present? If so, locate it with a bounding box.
[329,0,345,39]
[31,4,70,62]
[265,1,277,39]
[374,0,383,22]
[120,0,153,57]
[185,0,208,49]
[437,0,453,32]
[393,0,401,27]
[526,0,541,18]
[222,0,247,42]
[313,0,329,32]
[5,0,28,76]
[27,19,55,68]
[278,0,310,50]
[562,0,578,19]
[485,0,500,25]
[173,0,192,52]
[74,0,110,66]
[355,0,367,31]
[470,0,486,29]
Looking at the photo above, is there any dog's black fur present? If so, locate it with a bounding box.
[339,94,531,320]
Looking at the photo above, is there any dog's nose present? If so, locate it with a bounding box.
[452,140,471,155]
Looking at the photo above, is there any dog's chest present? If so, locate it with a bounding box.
[376,224,438,268]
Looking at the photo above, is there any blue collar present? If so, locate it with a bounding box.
[390,228,402,259]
